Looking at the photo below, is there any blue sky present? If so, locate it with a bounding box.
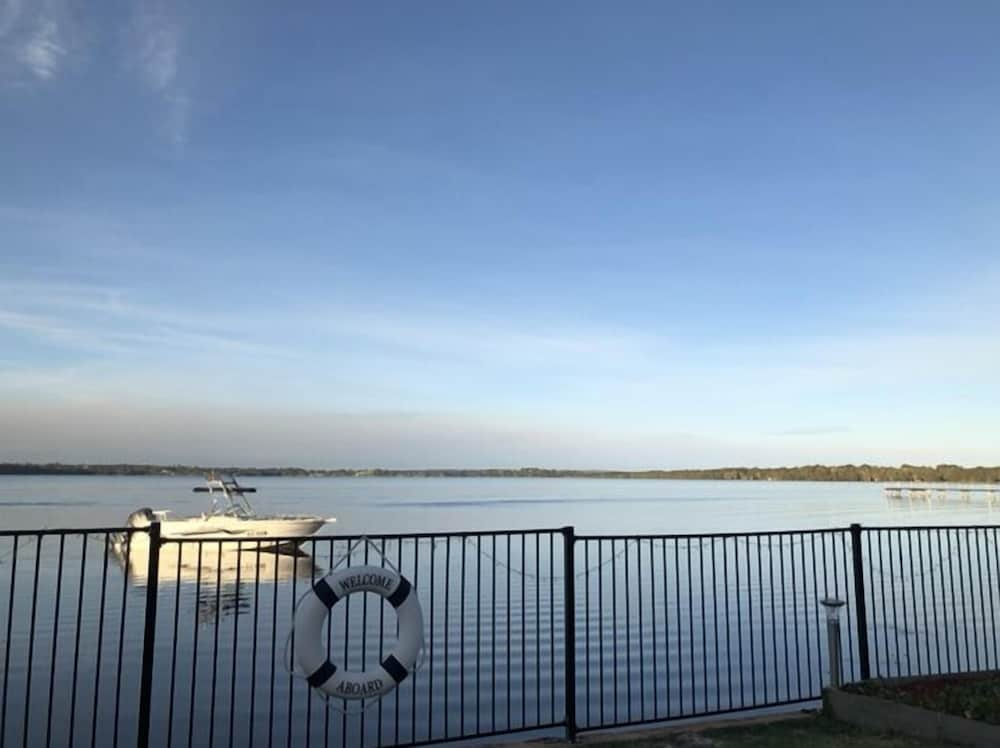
[1,1,998,467]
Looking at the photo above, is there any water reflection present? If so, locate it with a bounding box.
[111,539,318,622]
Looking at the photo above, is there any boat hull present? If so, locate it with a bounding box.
[125,510,328,548]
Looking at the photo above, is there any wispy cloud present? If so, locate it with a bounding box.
[128,0,189,145]
[0,0,69,83]
[16,17,63,79]
[0,281,289,359]
[2,0,193,144]
[311,306,654,370]
[769,426,853,437]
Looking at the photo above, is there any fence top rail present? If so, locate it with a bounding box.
[0,525,567,541]
[575,526,853,541]
[862,523,1000,532]
[157,527,567,544]
[0,526,138,537]
[9,522,1000,542]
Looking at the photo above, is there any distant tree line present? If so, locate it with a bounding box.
[1,462,999,483]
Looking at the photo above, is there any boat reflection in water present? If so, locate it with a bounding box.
[111,536,318,622]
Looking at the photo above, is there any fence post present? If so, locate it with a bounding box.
[562,526,577,741]
[849,523,871,680]
[136,521,161,748]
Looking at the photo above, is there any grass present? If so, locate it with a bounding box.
[844,672,1000,725]
[580,713,932,746]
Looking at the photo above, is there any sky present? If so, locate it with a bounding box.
[1,1,999,468]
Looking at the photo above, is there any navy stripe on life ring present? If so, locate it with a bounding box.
[386,577,411,609]
[381,654,408,684]
[313,578,340,608]
[307,660,337,687]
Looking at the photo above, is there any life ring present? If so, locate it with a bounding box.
[293,565,424,700]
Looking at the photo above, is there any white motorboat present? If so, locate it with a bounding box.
[123,475,333,547]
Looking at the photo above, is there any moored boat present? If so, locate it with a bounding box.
[120,474,333,549]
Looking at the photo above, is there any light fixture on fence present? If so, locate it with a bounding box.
[820,597,846,688]
[821,597,845,621]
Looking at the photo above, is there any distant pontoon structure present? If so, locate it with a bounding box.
[884,483,1000,502]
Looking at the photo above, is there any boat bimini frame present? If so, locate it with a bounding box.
[193,474,260,517]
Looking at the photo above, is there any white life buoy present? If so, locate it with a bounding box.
[293,565,423,700]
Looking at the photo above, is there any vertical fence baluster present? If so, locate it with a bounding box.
[504,535,510,732]
[91,534,111,748]
[946,529,959,672]
[67,534,87,748]
[810,533,820,693]
[712,538,720,711]
[166,542,183,748]
[266,539,277,748]
[661,538,670,718]
[735,536,744,708]
[649,538,657,719]
[611,539,619,723]
[210,540,223,747]
[519,535,525,730]
[0,536,17,746]
[790,535,800,698]
[136,523,161,748]
[624,539,632,722]
[916,531,931,676]
[636,539,644,720]
[44,535,66,748]
[475,535,483,736]
[838,532,854,682]
[699,539,707,711]
[561,526,576,742]
[936,529,950,674]
[757,535,766,705]
[849,525,870,681]
[906,530,920,676]
[189,542,204,748]
[250,540,262,748]
[896,529,911,676]
[379,537,388,745]
[988,529,999,669]
[22,535,43,748]
[599,540,605,725]
[583,540,591,728]
[549,533,555,726]
[973,529,987,671]
[688,538,695,713]
[229,540,243,748]
[778,538,788,701]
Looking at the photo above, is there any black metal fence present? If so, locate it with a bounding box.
[571,529,859,732]
[2,523,1000,747]
[861,525,1000,679]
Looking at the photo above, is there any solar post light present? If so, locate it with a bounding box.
[820,597,846,688]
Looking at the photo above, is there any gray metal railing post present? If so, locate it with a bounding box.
[827,616,842,688]
[562,526,577,741]
[821,597,845,689]
[136,522,161,748]
[849,523,872,680]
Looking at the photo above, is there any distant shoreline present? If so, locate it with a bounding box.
[2,463,999,483]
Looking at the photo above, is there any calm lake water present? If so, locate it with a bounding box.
[4,475,1000,534]
[3,477,1000,747]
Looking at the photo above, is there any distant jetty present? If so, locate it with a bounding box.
[884,483,1000,501]
[3,462,1000,483]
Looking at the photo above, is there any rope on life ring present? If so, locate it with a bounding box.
[293,564,424,700]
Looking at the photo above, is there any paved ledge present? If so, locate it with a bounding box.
[825,686,1000,747]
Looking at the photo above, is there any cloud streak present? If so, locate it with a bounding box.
[129,0,189,145]
[0,0,69,83]
[0,281,290,359]
[16,17,63,79]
